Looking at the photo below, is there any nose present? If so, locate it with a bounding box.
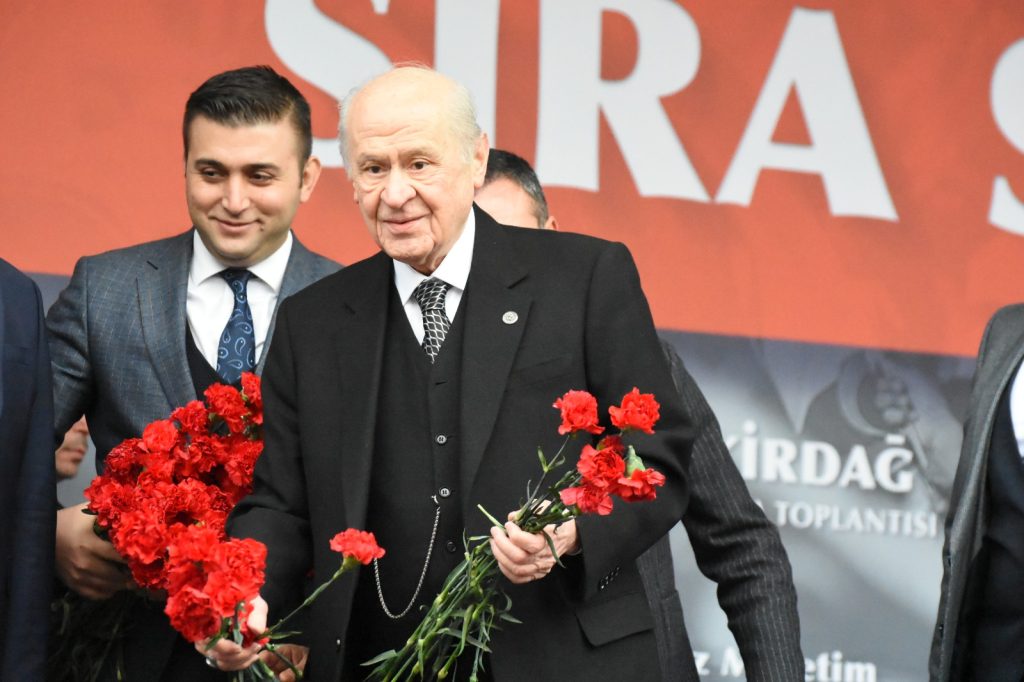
[222,175,251,214]
[380,169,415,208]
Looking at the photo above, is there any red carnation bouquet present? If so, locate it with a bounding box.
[366,387,666,681]
[48,375,267,681]
[49,372,387,682]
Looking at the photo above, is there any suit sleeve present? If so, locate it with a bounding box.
[2,281,57,678]
[46,256,96,437]
[573,242,694,601]
[228,299,313,618]
[664,344,804,680]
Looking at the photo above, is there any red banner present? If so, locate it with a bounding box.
[3,1,1023,355]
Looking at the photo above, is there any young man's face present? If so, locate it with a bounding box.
[185,115,321,267]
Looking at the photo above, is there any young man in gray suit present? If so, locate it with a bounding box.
[932,305,1024,680]
[47,65,340,681]
[476,149,803,682]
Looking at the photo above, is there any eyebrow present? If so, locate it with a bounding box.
[192,158,282,174]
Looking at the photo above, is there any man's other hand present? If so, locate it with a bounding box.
[55,502,132,599]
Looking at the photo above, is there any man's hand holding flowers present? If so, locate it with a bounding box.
[490,516,579,584]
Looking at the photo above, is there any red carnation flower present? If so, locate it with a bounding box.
[576,444,626,489]
[559,485,614,516]
[609,387,660,434]
[595,434,624,455]
[205,384,249,435]
[241,373,263,424]
[553,390,604,436]
[142,419,181,454]
[329,529,385,565]
[165,586,221,643]
[615,467,666,502]
[172,400,210,437]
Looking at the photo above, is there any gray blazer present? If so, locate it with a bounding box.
[930,304,1024,681]
[47,229,340,462]
[639,341,803,681]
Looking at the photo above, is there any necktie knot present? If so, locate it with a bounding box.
[411,278,451,363]
[412,277,449,313]
[220,268,253,293]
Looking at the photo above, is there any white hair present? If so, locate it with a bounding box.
[338,65,482,173]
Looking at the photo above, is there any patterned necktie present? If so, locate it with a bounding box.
[412,277,451,363]
[217,268,255,384]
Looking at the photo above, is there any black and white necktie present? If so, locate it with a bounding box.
[412,277,451,363]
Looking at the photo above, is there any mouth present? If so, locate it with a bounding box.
[213,218,258,232]
[380,215,425,232]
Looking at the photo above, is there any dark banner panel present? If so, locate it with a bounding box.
[664,330,974,680]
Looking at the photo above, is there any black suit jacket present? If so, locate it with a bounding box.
[0,258,57,679]
[931,304,1024,681]
[231,208,696,680]
[639,342,802,681]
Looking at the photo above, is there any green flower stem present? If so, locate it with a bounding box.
[263,555,358,641]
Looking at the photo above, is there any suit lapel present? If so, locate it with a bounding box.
[334,253,391,530]
[964,318,1024,545]
[137,232,195,410]
[459,211,532,503]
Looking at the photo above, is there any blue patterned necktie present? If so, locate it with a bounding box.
[217,268,255,384]
[412,277,451,363]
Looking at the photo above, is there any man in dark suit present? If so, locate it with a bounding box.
[476,149,803,681]
[931,305,1024,680]
[207,65,694,680]
[0,258,57,679]
[47,66,339,680]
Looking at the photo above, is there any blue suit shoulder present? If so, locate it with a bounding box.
[0,258,42,304]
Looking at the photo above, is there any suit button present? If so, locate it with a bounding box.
[937,623,944,636]
[435,434,448,445]
[439,487,451,498]
[445,540,458,553]
[336,638,342,651]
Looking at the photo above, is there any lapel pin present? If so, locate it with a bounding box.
[502,311,518,325]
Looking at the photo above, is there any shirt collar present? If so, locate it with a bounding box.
[189,229,293,292]
[393,209,475,303]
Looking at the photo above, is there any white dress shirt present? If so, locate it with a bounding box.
[1009,359,1024,458]
[392,210,476,344]
[186,230,293,370]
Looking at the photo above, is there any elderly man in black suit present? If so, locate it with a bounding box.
[0,258,56,679]
[208,65,698,680]
[476,148,803,681]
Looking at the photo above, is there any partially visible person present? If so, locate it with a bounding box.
[475,148,804,681]
[47,65,340,680]
[931,304,1024,680]
[0,258,57,679]
[55,416,88,480]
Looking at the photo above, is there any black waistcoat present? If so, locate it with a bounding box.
[972,376,1024,681]
[345,286,470,677]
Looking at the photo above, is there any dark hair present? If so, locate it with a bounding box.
[183,65,312,162]
[483,149,550,227]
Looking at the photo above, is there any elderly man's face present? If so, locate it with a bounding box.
[346,72,487,275]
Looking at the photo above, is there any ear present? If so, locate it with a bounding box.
[471,133,489,190]
[299,156,323,203]
[544,215,560,231]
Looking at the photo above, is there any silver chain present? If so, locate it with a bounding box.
[373,495,441,619]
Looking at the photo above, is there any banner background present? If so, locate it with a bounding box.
[8,3,1022,679]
